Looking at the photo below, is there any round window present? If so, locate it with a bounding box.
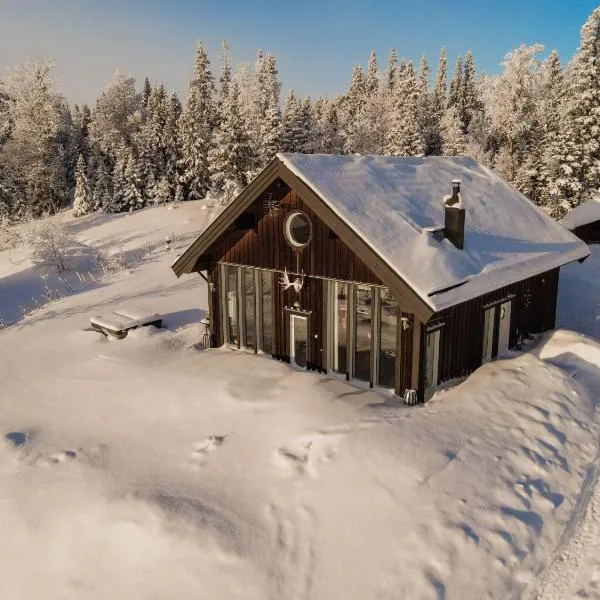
[284,211,312,248]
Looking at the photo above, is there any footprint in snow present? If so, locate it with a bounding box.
[274,429,343,478]
[189,434,231,467]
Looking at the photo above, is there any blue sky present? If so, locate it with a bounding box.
[0,0,597,105]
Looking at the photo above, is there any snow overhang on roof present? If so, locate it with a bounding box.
[172,153,590,319]
[277,153,590,312]
[561,198,600,230]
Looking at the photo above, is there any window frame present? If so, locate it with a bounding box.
[284,211,313,249]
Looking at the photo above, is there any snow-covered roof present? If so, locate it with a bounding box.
[277,153,590,312]
[561,198,600,230]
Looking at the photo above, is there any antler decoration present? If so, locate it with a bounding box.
[279,267,304,293]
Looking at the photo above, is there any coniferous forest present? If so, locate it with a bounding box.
[1,7,600,228]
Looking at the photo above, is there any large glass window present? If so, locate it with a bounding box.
[378,289,397,388]
[261,271,273,354]
[225,266,239,345]
[332,282,348,374]
[243,269,255,349]
[354,286,372,382]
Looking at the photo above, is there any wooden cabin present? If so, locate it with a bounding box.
[561,199,600,244]
[172,154,589,402]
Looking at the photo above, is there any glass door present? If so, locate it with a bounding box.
[354,285,372,382]
[482,307,495,364]
[290,315,308,368]
[497,301,512,357]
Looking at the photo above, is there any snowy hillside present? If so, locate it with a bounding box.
[0,205,600,599]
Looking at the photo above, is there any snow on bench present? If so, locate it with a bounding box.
[90,308,163,339]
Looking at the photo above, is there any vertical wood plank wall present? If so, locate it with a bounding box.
[431,268,559,384]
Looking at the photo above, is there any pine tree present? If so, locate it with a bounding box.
[92,157,112,212]
[142,77,152,109]
[319,102,344,153]
[341,65,370,154]
[281,90,305,152]
[258,53,282,163]
[385,62,424,156]
[138,83,168,201]
[300,97,314,153]
[73,154,92,216]
[440,106,466,155]
[417,54,440,156]
[110,143,128,213]
[433,48,448,117]
[123,146,144,210]
[164,92,182,201]
[209,81,252,203]
[387,48,398,91]
[179,41,216,200]
[552,7,600,213]
[366,51,379,96]
[448,56,463,108]
[459,50,479,133]
[538,50,566,214]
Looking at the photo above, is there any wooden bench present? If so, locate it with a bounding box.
[90,308,163,339]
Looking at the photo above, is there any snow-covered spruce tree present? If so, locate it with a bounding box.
[440,105,467,155]
[69,104,91,185]
[92,157,112,212]
[73,154,92,216]
[387,48,398,91]
[110,143,129,213]
[209,81,253,204]
[536,50,567,215]
[341,64,370,154]
[448,56,463,109]
[179,41,216,200]
[552,7,600,213]
[3,58,70,217]
[138,83,168,202]
[366,50,379,96]
[299,97,315,153]
[142,76,152,109]
[385,61,424,156]
[163,92,182,202]
[258,53,282,163]
[458,51,479,133]
[123,146,144,211]
[280,90,305,153]
[319,101,344,154]
[417,54,441,156]
[427,47,448,156]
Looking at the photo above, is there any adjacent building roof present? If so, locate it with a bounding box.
[561,197,600,230]
[173,153,589,317]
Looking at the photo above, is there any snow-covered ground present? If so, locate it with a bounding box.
[0,205,599,599]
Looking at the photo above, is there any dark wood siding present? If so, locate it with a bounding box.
[202,182,382,285]
[573,221,600,244]
[430,268,559,384]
